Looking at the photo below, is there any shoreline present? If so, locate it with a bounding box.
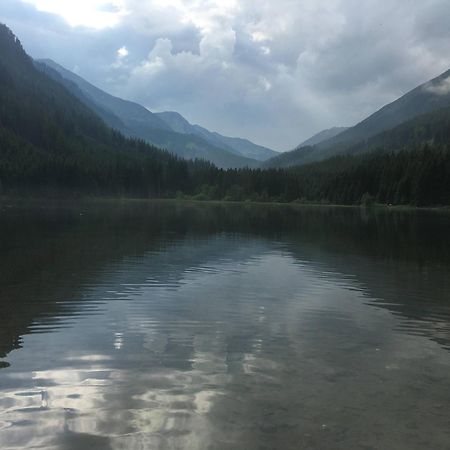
[1,194,450,214]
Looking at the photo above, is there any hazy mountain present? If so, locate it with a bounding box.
[343,105,450,155]
[154,111,194,135]
[2,23,449,207]
[0,23,193,195]
[121,127,259,169]
[155,112,278,161]
[38,59,171,132]
[296,127,348,148]
[155,111,240,156]
[260,146,316,169]
[37,59,258,169]
[263,127,348,168]
[35,61,128,133]
[263,103,450,170]
[264,68,450,168]
[209,132,278,161]
[318,68,450,152]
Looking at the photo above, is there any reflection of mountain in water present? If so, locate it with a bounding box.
[1,201,450,450]
[0,201,270,359]
[280,211,450,350]
[1,201,450,362]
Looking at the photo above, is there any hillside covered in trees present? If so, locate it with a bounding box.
[0,24,215,196]
[36,59,269,168]
[265,67,450,169]
[0,24,449,207]
[263,105,450,170]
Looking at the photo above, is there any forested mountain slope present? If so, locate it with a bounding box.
[1,24,449,207]
[0,24,214,195]
[37,59,261,168]
[264,105,450,169]
[155,111,278,161]
[319,68,450,151]
[265,68,450,168]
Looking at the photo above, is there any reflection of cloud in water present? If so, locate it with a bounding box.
[1,207,450,449]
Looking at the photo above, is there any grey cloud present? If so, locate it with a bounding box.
[1,0,450,150]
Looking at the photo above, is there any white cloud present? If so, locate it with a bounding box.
[21,0,127,28]
[250,31,270,43]
[117,46,129,57]
[424,76,450,96]
[11,0,450,150]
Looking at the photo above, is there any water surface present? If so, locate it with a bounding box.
[0,201,450,449]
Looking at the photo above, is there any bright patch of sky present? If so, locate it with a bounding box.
[22,0,127,28]
[117,46,128,57]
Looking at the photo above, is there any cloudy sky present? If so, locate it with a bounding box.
[1,0,450,150]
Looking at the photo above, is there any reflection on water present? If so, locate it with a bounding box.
[0,200,450,449]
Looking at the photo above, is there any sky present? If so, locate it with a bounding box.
[1,0,450,151]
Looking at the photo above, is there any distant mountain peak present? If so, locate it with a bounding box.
[263,67,450,169]
[314,67,450,153]
[37,59,276,164]
[36,59,260,169]
[296,127,349,149]
[155,112,278,161]
[154,111,194,135]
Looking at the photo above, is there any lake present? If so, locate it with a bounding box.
[0,200,449,449]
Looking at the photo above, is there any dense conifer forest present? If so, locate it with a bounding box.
[0,24,449,207]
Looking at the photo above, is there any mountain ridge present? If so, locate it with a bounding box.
[154,112,278,161]
[296,127,349,148]
[37,59,272,167]
[0,23,198,196]
[320,68,450,150]
[264,67,450,168]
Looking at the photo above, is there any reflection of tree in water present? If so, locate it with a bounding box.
[1,201,450,449]
[0,201,449,361]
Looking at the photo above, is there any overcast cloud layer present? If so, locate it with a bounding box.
[1,0,450,150]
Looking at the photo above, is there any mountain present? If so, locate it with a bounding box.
[263,103,450,169]
[260,146,316,169]
[36,59,169,133]
[318,68,450,152]
[36,59,260,168]
[154,111,194,135]
[0,23,217,196]
[344,104,450,154]
[2,23,448,207]
[155,111,278,161]
[207,131,278,161]
[265,68,450,168]
[296,127,348,148]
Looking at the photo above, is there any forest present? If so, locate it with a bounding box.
[0,24,449,207]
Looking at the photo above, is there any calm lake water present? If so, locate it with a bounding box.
[0,200,449,450]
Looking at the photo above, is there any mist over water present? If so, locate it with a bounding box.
[0,201,449,449]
